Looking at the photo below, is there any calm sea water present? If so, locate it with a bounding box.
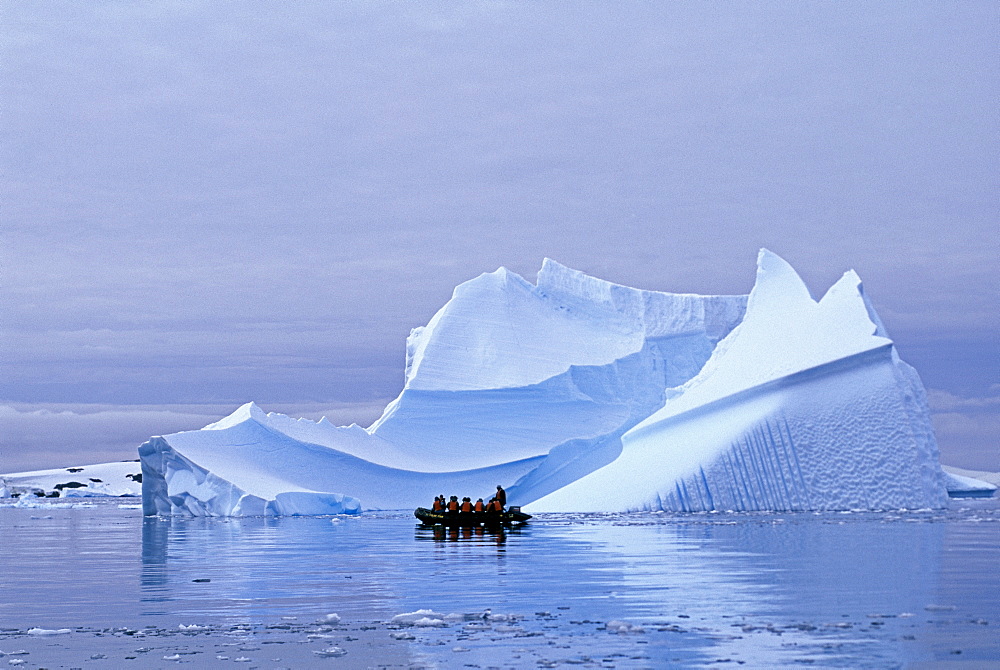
[0,498,997,668]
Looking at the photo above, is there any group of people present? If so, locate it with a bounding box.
[432,485,506,514]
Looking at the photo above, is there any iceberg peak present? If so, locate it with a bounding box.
[751,249,815,308]
[203,402,267,431]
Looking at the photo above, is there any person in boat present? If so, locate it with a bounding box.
[447,495,459,512]
[474,498,485,512]
[495,485,506,510]
[432,496,444,512]
[486,497,502,514]
[460,497,473,513]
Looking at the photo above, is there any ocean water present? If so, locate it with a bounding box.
[0,499,997,669]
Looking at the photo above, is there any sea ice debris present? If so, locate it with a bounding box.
[313,647,347,658]
[605,620,645,634]
[26,628,70,636]
[391,609,445,625]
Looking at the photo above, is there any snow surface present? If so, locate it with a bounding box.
[138,253,950,515]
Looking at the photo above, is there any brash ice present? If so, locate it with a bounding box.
[139,251,950,516]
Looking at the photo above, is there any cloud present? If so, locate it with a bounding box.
[0,400,388,473]
[927,389,1000,412]
[927,389,1000,471]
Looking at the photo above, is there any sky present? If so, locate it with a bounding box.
[2,1,997,473]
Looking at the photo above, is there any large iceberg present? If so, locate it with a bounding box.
[139,251,949,516]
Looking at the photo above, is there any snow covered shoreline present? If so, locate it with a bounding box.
[0,461,142,500]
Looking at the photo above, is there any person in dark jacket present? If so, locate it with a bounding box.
[495,485,506,510]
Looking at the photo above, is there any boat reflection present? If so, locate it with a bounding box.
[415,522,527,545]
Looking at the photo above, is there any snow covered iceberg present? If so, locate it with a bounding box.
[139,251,948,516]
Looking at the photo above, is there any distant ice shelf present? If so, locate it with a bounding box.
[942,466,998,498]
[134,251,958,516]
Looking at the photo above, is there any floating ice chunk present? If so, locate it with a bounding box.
[317,613,341,624]
[391,609,446,625]
[605,620,645,634]
[313,647,347,658]
[26,627,71,636]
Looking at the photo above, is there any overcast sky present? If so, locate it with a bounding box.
[2,1,997,473]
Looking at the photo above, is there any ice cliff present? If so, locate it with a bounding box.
[139,252,949,516]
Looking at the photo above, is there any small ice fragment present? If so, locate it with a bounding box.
[216,656,229,661]
[391,609,445,625]
[317,613,341,624]
[234,658,251,662]
[178,624,207,630]
[314,647,347,658]
[8,660,25,666]
[163,654,181,660]
[605,620,644,634]
[26,627,71,636]
[452,647,470,652]
[390,632,415,640]
[925,605,957,612]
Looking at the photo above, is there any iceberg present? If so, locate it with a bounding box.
[139,252,949,516]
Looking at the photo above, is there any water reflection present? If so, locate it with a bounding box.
[3,501,997,667]
[414,521,526,546]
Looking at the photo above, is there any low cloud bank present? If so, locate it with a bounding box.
[0,401,387,473]
[928,389,1000,471]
